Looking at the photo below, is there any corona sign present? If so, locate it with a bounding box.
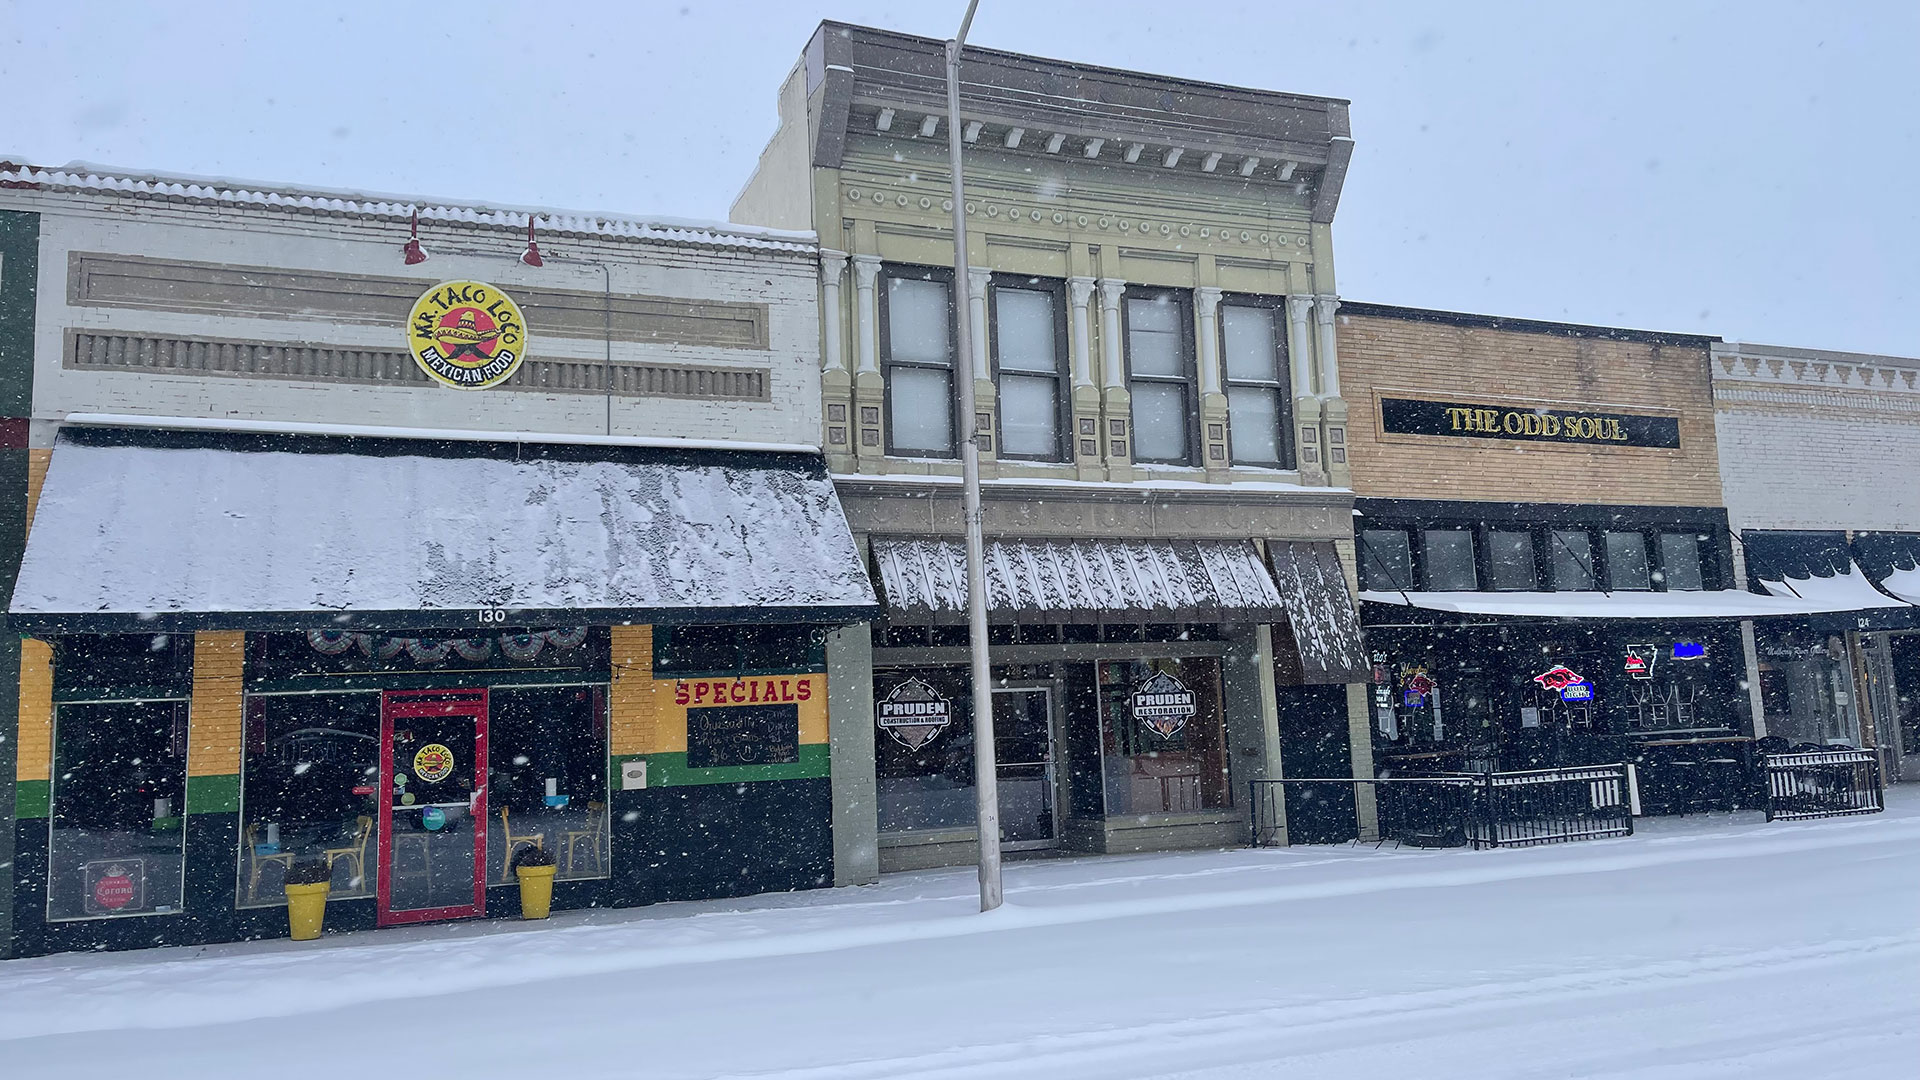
[407,280,528,389]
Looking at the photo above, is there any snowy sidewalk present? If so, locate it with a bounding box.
[3,790,1917,1078]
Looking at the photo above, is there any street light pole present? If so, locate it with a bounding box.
[946,0,1001,913]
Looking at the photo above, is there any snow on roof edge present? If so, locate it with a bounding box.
[0,160,817,254]
[60,414,824,457]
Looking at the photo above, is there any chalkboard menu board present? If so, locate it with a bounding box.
[686,704,801,769]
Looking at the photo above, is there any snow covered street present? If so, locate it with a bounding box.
[3,794,1916,1079]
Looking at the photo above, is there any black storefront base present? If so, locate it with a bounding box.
[8,779,832,958]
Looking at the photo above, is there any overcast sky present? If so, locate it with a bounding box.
[6,2,1915,356]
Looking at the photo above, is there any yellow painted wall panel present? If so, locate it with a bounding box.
[608,625,656,757]
[187,631,245,777]
[24,447,51,535]
[16,638,52,782]
[607,625,829,756]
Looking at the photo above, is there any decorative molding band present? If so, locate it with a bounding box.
[1714,351,1920,394]
[1713,386,1920,422]
[68,252,772,351]
[838,184,1310,251]
[64,330,772,402]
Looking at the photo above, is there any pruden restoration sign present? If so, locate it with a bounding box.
[407,280,529,389]
[1379,397,1681,449]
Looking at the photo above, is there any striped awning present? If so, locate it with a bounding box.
[870,537,1287,625]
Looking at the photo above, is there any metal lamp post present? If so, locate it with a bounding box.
[946,0,1001,913]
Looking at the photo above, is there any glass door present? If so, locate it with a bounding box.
[377,689,487,926]
[992,686,1059,848]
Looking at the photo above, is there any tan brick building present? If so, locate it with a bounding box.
[1330,304,1889,813]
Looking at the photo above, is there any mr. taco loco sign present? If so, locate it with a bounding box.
[407,280,529,389]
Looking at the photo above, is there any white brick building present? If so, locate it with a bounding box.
[0,164,825,448]
[1712,341,1920,781]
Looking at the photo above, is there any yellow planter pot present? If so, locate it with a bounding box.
[284,882,330,941]
[515,863,557,920]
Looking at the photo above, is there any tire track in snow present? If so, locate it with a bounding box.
[703,933,1920,1080]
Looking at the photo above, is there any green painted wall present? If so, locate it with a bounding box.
[0,208,38,956]
[615,743,830,788]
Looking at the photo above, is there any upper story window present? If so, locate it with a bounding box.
[880,266,957,457]
[1360,529,1414,591]
[1487,529,1538,590]
[1657,532,1706,591]
[1218,300,1293,468]
[1550,529,1599,591]
[1605,531,1653,590]
[990,278,1068,461]
[1124,289,1195,464]
[1422,529,1479,591]
[1360,521,1720,593]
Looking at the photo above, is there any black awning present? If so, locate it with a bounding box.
[8,424,879,634]
[1266,540,1369,685]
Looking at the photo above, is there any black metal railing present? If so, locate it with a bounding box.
[1250,763,1634,850]
[1762,749,1884,821]
[1474,765,1634,848]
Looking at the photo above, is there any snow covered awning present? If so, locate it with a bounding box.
[1265,541,1369,684]
[1359,574,1912,620]
[870,537,1288,625]
[8,424,879,633]
[1877,566,1920,606]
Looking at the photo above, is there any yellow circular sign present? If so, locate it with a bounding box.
[406,280,529,390]
[413,743,456,784]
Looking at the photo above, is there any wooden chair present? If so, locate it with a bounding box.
[498,806,545,882]
[561,802,608,875]
[244,822,296,902]
[323,815,372,891]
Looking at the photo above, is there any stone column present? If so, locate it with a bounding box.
[1067,276,1102,480]
[1741,621,1769,738]
[851,254,885,467]
[818,250,853,470]
[1314,294,1349,487]
[1287,294,1326,486]
[1097,277,1132,481]
[967,267,996,469]
[1195,286,1230,481]
[827,617,879,885]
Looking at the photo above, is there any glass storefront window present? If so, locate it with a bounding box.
[1423,529,1478,590]
[1658,532,1705,590]
[1096,657,1229,814]
[1550,530,1597,590]
[488,686,610,883]
[875,667,978,832]
[1606,531,1652,590]
[48,700,189,921]
[1361,529,1414,591]
[239,693,380,907]
[1758,631,1862,747]
[1487,530,1537,590]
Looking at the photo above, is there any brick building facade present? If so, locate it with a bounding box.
[1713,342,1920,782]
[0,165,880,957]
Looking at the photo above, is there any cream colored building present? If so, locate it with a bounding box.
[735,23,1375,874]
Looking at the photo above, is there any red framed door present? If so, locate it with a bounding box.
[377,689,488,927]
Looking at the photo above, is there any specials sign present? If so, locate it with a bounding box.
[407,280,529,390]
[1379,397,1681,449]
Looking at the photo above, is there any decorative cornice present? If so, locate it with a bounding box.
[1713,349,1920,395]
